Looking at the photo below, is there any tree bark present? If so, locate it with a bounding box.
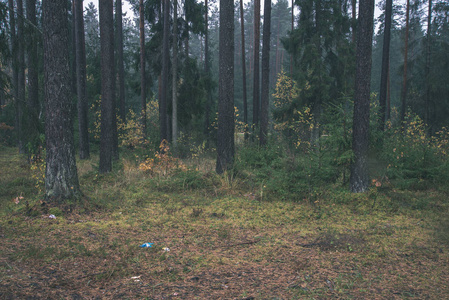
[8,0,18,108]
[240,0,248,140]
[216,0,234,174]
[290,0,293,75]
[116,0,126,123]
[350,0,374,193]
[17,0,25,153]
[75,0,90,159]
[425,0,432,131]
[43,0,80,200]
[253,0,261,131]
[139,0,147,138]
[204,0,211,139]
[172,0,178,147]
[260,0,271,146]
[400,0,410,124]
[160,0,170,142]
[99,0,115,173]
[379,0,392,131]
[71,0,77,97]
[26,0,39,112]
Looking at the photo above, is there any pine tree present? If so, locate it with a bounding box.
[216,0,234,174]
[43,0,80,200]
[350,0,375,193]
[99,0,115,173]
[260,0,271,145]
[75,0,90,159]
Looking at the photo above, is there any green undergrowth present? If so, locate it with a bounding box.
[1,146,448,298]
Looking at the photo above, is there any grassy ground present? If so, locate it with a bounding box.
[0,145,448,299]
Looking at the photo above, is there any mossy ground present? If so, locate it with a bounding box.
[0,146,448,299]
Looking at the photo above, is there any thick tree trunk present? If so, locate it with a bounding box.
[172,0,178,147]
[379,0,392,131]
[43,0,80,200]
[260,0,271,146]
[139,0,147,138]
[350,0,374,193]
[99,0,115,173]
[75,0,90,159]
[253,0,261,131]
[240,0,248,140]
[400,0,410,124]
[116,0,126,123]
[160,0,170,142]
[216,0,234,174]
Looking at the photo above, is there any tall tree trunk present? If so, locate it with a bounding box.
[26,0,39,111]
[253,0,261,132]
[99,0,115,173]
[26,0,40,157]
[71,0,77,96]
[425,0,432,131]
[400,0,410,124]
[172,0,178,147]
[260,0,271,146]
[290,0,293,75]
[379,0,392,131]
[139,0,147,138]
[43,0,80,200]
[240,0,248,140]
[116,0,126,122]
[17,0,25,153]
[160,0,169,142]
[75,0,90,159]
[216,0,234,174]
[204,0,211,139]
[351,0,357,44]
[8,0,18,106]
[350,0,374,193]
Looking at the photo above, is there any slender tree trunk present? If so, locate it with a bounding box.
[379,0,392,131]
[350,0,374,193]
[43,0,80,201]
[240,0,248,140]
[290,0,293,75]
[116,0,126,122]
[17,0,25,153]
[400,0,410,124]
[26,0,39,112]
[204,0,211,139]
[351,0,357,44]
[160,0,170,143]
[253,0,261,131]
[8,0,18,102]
[172,0,178,147]
[75,0,90,159]
[260,0,271,146]
[387,65,391,120]
[139,0,147,137]
[425,0,432,130]
[99,0,115,173]
[25,0,40,158]
[71,0,77,96]
[216,0,234,174]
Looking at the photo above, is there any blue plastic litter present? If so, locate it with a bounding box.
[139,242,154,248]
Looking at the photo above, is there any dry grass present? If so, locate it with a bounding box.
[1,146,449,299]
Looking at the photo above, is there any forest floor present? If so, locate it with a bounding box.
[1,146,449,299]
